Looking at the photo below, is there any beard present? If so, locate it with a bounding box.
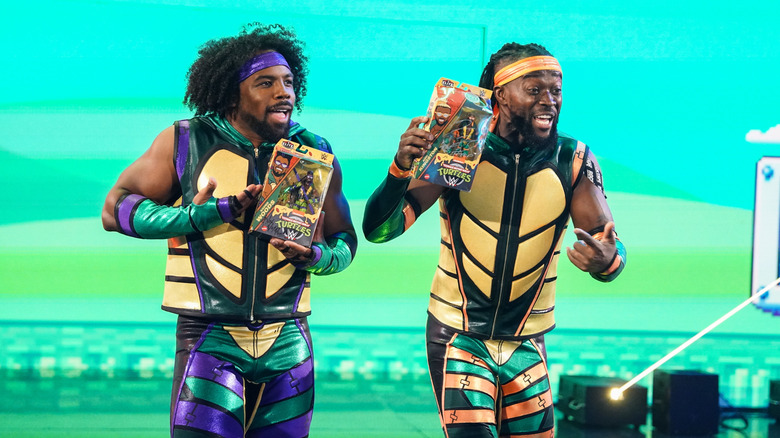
[510,114,558,151]
[241,111,290,144]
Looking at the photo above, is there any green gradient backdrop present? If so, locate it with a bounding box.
[2,0,780,336]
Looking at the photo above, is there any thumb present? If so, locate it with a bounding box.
[602,221,616,244]
[193,177,217,205]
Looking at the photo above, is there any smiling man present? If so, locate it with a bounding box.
[430,100,452,139]
[101,23,357,438]
[363,43,626,437]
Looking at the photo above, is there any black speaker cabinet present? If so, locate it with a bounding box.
[770,379,780,421]
[652,369,719,435]
[558,375,647,428]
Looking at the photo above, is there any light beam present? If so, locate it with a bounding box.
[610,276,780,399]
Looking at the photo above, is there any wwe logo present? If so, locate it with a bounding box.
[442,175,464,187]
[283,229,303,240]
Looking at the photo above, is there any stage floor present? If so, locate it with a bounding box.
[2,375,778,437]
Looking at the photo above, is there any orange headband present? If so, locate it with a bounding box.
[493,56,561,87]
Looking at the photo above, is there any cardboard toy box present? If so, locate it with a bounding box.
[412,77,492,192]
[250,139,334,247]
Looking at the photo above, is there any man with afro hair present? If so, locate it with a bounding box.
[363,42,625,437]
[102,23,357,437]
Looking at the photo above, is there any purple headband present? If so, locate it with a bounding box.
[238,51,290,82]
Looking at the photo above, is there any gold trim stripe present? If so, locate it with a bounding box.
[501,389,553,419]
[504,430,555,438]
[446,348,490,370]
[441,208,469,329]
[443,408,496,425]
[445,373,496,396]
[501,362,548,396]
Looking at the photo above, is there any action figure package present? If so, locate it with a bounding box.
[412,78,493,192]
[250,139,334,247]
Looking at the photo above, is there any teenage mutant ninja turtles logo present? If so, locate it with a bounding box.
[272,211,312,241]
[274,220,312,240]
[437,167,472,187]
[436,160,473,187]
[257,210,313,242]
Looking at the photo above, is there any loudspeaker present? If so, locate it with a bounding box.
[770,379,780,421]
[557,375,647,428]
[652,369,719,435]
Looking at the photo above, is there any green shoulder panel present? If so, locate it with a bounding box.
[291,124,333,154]
[556,132,586,188]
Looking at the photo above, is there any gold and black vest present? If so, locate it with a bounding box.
[161,116,331,321]
[429,132,585,340]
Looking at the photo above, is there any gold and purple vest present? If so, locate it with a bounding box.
[161,116,331,321]
[429,132,585,340]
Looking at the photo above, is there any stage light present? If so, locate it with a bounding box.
[611,276,780,398]
[558,375,647,428]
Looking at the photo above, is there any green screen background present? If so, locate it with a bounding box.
[2,1,780,338]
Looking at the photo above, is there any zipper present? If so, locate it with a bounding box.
[249,148,260,320]
[490,153,520,338]
[249,235,260,320]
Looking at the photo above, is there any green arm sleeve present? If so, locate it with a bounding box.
[590,239,626,282]
[114,193,237,239]
[362,172,413,243]
[295,231,358,276]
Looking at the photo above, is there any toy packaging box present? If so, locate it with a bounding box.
[250,139,334,247]
[412,78,493,192]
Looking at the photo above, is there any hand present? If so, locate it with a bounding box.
[269,238,313,263]
[231,184,262,215]
[192,177,262,215]
[396,116,433,170]
[566,221,617,273]
[269,212,326,263]
[193,177,218,205]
